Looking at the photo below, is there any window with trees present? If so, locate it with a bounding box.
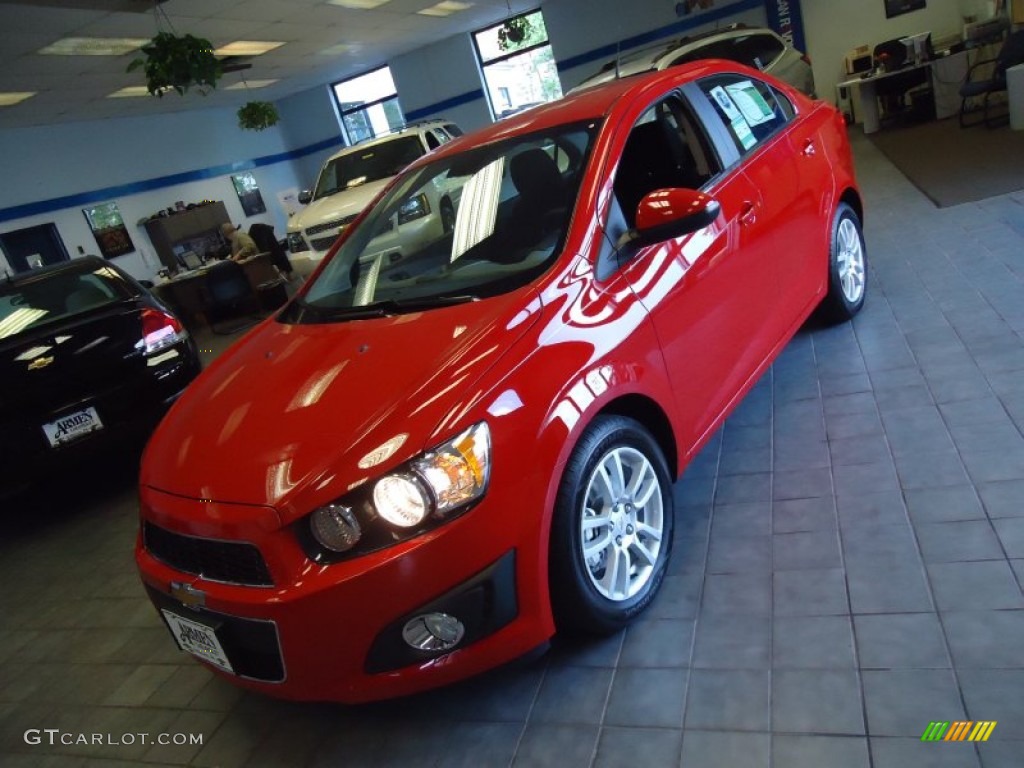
[473,9,563,120]
[332,66,405,144]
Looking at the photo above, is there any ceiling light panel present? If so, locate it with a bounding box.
[107,86,150,98]
[0,92,36,106]
[327,0,391,9]
[213,41,286,56]
[225,79,279,89]
[418,1,473,16]
[38,36,148,55]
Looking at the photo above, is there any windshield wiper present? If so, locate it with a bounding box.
[323,294,479,320]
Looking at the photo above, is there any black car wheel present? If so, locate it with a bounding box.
[550,415,674,635]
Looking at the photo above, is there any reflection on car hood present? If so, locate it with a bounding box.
[141,290,536,517]
[287,178,391,234]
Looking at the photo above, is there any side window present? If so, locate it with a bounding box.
[698,74,791,155]
[444,123,464,137]
[612,96,722,230]
[424,132,441,150]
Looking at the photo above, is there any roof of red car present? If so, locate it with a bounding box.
[430,60,731,157]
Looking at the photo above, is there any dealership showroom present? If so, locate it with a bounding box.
[3,0,1024,765]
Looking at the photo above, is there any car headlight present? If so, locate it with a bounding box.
[397,193,430,225]
[305,422,491,560]
[288,232,309,253]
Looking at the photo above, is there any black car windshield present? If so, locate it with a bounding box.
[313,136,426,200]
[0,264,127,340]
[286,120,600,323]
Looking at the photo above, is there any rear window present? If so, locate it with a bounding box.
[313,136,426,201]
[740,33,785,70]
[0,265,125,340]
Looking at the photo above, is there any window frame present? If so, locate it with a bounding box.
[331,65,405,145]
[471,8,562,120]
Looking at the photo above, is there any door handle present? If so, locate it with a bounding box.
[801,138,816,157]
[739,201,757,226]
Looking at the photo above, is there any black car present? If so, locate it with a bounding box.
[1,257,201,496]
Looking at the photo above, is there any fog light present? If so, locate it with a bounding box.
[310,504,362,552]
[401,612,465,652]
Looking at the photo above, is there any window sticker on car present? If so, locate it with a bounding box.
[724,81,775,127]
[710,86,757,151]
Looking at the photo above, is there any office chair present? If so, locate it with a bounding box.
[959,30,1024,128]
[248,222,295,280]
[202,260,262,335]
[872,38,930,123]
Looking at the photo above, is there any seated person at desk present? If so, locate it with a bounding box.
[221,222,259,261]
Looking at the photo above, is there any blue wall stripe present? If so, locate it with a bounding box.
[0,133,345,224]
[2,0,769,226]
[405,88,486,122]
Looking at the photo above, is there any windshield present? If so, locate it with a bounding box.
[313,135,426,200]
[0,264,128,341]
[286,121,600,323]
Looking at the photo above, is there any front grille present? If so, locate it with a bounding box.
[310,234,339,252]
[144,521,273,586]
[306,214,357,236]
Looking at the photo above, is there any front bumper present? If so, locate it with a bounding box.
[1,343,200,496]
[136,487,545,702]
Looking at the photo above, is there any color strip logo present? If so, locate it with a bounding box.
[921,721,997,742]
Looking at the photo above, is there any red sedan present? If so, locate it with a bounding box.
[136,60,866,702]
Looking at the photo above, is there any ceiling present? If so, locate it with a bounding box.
[0,0,535,130]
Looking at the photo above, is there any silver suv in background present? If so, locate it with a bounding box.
[287,120,463,270]
[573,24,815,97]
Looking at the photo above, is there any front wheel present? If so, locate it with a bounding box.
[819,202,867,323]
[549,415,675,635]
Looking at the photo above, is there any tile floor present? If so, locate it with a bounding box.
[2,131,1023,767]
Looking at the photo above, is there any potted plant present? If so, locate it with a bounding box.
[237,101,280,131]
[127,32,223,96]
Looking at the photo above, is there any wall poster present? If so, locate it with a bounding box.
[231,172,267,217]
[885,0,926,18]
[82,201,134,259]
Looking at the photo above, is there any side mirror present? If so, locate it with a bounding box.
[620,188,721,249]
[298,190,312,205]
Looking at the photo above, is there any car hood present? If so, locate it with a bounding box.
[141,290,536,518]
[287,178,391,234]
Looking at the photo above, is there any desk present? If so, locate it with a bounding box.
[153,253,281,331]
[838,51,968,133]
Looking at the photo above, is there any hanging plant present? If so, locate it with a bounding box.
[127,32,222,97]
[497,16,532,49]
[237,100,279,131]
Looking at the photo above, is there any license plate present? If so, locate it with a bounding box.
[42,406,104,447]
[160,610,235,674]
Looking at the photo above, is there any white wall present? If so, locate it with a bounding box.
[802,0,966,109]
[0,106,307,279]
[392,34,493,131]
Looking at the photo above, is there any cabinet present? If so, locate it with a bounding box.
[143,201,230,272]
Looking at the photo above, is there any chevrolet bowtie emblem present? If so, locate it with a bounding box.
[27,355,54,371]
[170,581,206,609]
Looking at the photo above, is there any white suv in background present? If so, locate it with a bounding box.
[573,24,816,97]
[287,120,463,269]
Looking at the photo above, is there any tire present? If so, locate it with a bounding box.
[549,415,675,635]
[818,202,867,324]
[440,199,456,234]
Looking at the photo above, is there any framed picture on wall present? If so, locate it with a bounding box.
[82,201,135,259]
[885,0,926,18]
[231,172,267,217]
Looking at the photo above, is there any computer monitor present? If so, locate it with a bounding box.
[900,32,933,63]
[178,251,202,270]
